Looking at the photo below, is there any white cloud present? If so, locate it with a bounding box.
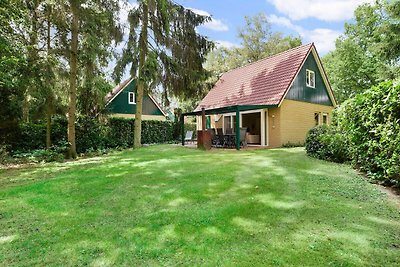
[215,40,240,49]
[188,8,229,32]
[267,0,374,22]
[119,0,138,27]
[268,14,341,53]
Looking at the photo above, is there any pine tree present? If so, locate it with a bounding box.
[114,0,213,148]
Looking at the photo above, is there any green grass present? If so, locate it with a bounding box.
[0,145,399,266]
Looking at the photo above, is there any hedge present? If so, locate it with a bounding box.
[305,125,350,163]
[0,116,180,154]
[306,81,400,186]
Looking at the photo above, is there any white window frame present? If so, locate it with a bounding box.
[322,113,329,125]
[128,92,135,104]
[306,69,315,88]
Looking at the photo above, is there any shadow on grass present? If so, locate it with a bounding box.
[0,145,399,266]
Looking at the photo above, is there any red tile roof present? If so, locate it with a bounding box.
[104,77,134,104]
[195,43,313,111]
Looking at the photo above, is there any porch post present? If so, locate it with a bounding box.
[181,114,185,146]
[261,110,266,146]
[235,107,240,150]
[201,107,206,131]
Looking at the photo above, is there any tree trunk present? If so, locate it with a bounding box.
[67,0,79,158]
[22,95,30,123]
[46,100,52,149]
[46,6,52,150]
[24,1,40,124]
[133,2,148,148]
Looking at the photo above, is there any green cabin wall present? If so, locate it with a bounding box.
[285,52,333,106]
[106,80,164,116]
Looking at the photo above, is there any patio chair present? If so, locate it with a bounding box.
[216,128,225,147]
[207,128,218,147]
[240,127,247,147]
[225,128,234,134]
[184,131,195,144]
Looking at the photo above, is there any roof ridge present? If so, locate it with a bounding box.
[221,43,314,77]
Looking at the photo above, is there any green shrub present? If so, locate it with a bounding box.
[0,116,179,158]
[305,125,350,163]
[107,117,134,148]
[305,125,329,158]
[12,149,65,163]
[76,116,108,153]
[336,81,400,185]
[0,144,10,164]
[307,81,400,186]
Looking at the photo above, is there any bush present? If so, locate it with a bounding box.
[0,144,10,164]
[306,81,400,186]
[76,116,108,153]
[305,125,329,157]
[0,116,179,159]
[306,125,350,163]
[9,149,65,164]
[336,81,400,185]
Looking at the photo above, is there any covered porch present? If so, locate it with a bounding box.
[181,104,277,150]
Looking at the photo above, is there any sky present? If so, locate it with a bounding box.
[123,0,373,55]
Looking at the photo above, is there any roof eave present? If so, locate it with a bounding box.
[185,104,278,116]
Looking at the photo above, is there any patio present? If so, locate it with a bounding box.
[181,105,275,150]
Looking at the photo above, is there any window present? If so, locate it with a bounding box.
[128,92,135,104]
[223,115,236,133]
[322,113,328,125]
[306,69,315,88]
[314,112,320,126]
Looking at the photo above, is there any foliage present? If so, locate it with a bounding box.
[305,125,350,163]
[322,0,400,103]
[237,13,302,63]
[12,149,65,163]
[281,141,304,148]
[336,81,400,185]
[305,125,329,158]
[1,145,399,265]
[0,117,179,156]
[114,0,213,147]
[0,2,27,122]
[201,13,302,105]
[306,81,400,186]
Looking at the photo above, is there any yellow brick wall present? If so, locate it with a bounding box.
[278,99,334,146]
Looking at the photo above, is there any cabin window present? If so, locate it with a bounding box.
[314,112,320,126]
[306,69,315,88]
[322,113,328,125]
[223,115,236,133]
[128,92,135,104]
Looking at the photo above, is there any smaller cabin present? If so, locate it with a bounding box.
[105,78,167,121]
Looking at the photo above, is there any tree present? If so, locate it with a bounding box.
[0,2,27,123]
[322,0,399,103]
[200,12,302,107]
[238,13,302,63]
[114,0,213,148]
[53,0,122,158]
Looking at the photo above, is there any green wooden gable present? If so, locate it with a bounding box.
[106,79,165,116]
[285,52,333,106]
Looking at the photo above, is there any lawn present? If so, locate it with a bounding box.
[0,145,399,266]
